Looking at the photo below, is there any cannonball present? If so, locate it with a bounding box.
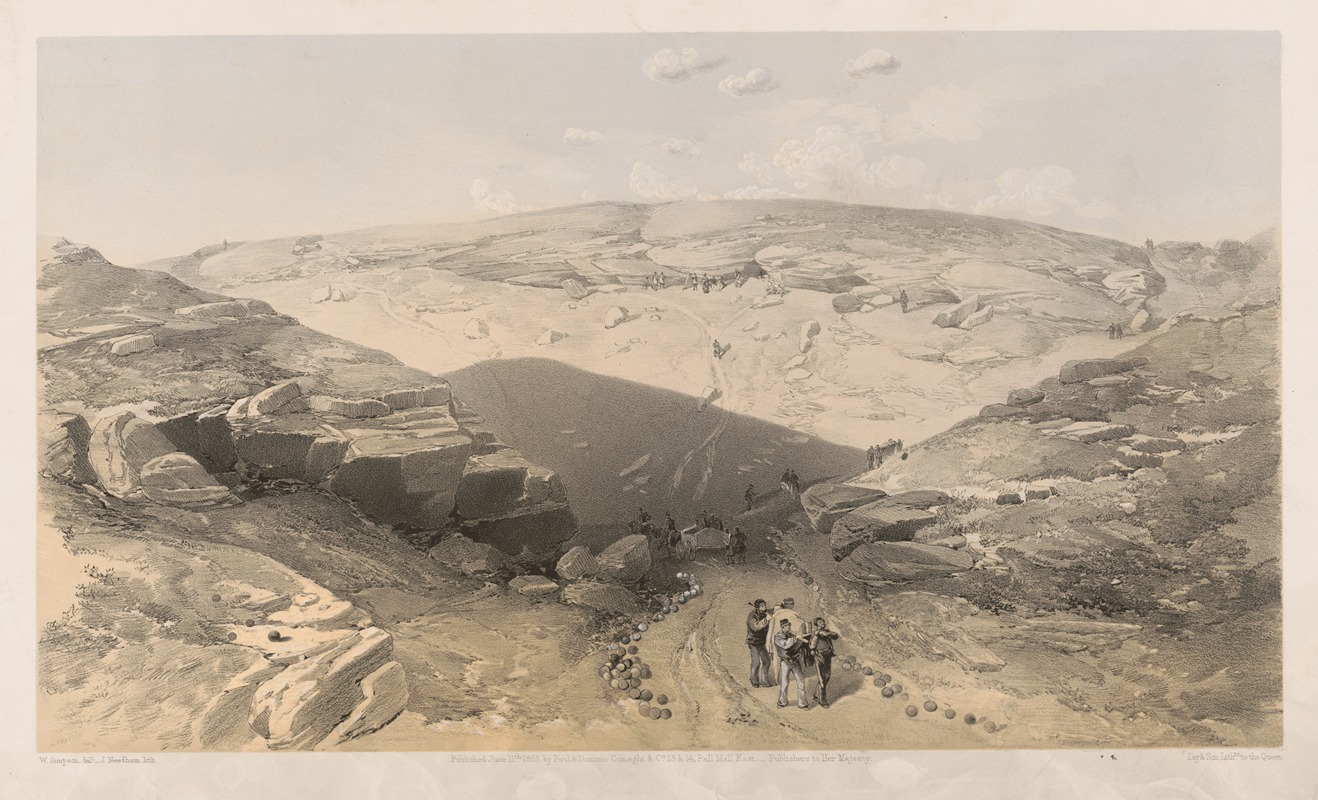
[678,596,687,605]
[649,708,662,720]
[621,679,633,690]
[245,619,255,628]
[654,613,665,622]
[631,633,641,642]
[641,689,653,701]
[905,705,918,717]
[661,708,672,720]
[640,667,652,679]
[676,573,685,579]
[630,668,641,679]
[628,645,639,654]
[623,658,634,668]
[984,721,998,733]
[629,688,641,699]
[638,701,650,715]
[804,576,814,585]
[656,694,669,706]
[637,623,649,632]
[901,693,910,701]
[944,709,957,720]
[881,673,891,683]
[891,684,903,694]
[268,630,282,642]
[620,635,631,645]
[227,631,237,641]
[211,594,222,602]
[610,679,620,689]
[964,713,977,725]
[862,666,873,676]
[924,701,938,713]
[881,687,894,698]
[873,678,885,688]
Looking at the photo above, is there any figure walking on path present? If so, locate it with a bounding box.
[746,599,772,688]
[899,289,910,314]
[775,619,809,709]
[727,526,747,565]
[809,616,840,708]
[744,483,756,513]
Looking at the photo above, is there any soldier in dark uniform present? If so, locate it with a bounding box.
[746,599,772,687]
[809,616,841,708]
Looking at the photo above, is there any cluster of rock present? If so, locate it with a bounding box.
[932,294,994,330]
[40,376,578,567]
[801,483,953,561]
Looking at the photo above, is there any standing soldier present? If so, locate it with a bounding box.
[899,288,910,314]
[744,483,756,513]
[746,599,772,688]
[728,526,747,565]
[809,616,841,708]
[774,619,810,709]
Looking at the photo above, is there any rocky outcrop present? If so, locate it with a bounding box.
[139,452,241,509]
[831,501,939,560]
[562,581,641,615]
[248,626,405,750]
[428,534,505,577]
[1007,387,1045,407]
[452,451,576,563]
[879,592,1005,672]
[556,546,599,581]
[1047,421,1137,443]
[87,411,179,497]
[175,299,276,319]
[1058,357,1145,384]
[839,541,975,586]
[156,405,238,474]
[595,535,652,584]
[510,575,560,597]
[308,396,391,418]
[231,414,351,484]
[960,304,994,330]
[109,332,156,356]
[932,295,979,329]
[317,661,408,750]
[801,483,888,533]
[39,413,96,484]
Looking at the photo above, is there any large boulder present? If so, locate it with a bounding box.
[38,413,96,484]
[561,278,590,300]
[839,542,975,586]
[231,414,351,484]
[595,535,652,584]
[109,332,156,356]
[603,306,630,329]
[959,304,994,330]
[87,411,179,497]
[882,489,954,508]
[174,299,275,319]
[932,295,979,328]
[463,318,490,339]
[562,581,641,615]
[800,483,889,533]
[452,452,577,564]
[831,501,939,560]
[510,575,560,597]
[155,405,239,474]
[536,330,569,346]
[556,546,600,581]
[1058,357,1145,384]
[317,661,408,750]
[428,534,506,577]
[1006,387,1046,407]
[249,627,404,750]
[379,385,450,411]
[832,294,864,314]
[308,396,391,419]
[139,452,241,509]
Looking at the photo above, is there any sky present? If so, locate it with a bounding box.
[37,32,1280,266]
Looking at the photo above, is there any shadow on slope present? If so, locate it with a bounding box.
[445,357,864,526]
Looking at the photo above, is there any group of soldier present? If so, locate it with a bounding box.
[746,598,840,709]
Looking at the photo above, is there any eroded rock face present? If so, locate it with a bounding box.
[556,546,600,581]
[801,483,889,534]
[175,299,276,319]
[139,452,241,509]
[839,541,975,586]
[39,413,96,484]
[595,534,652,584]
[248,626,404,750]
[831,500,940,560]
[454,451,568,519]
[878,592,1005,672]
[156,405,238,474]
[87,411,179,497]
[109,332,156,356]
[231,414,350,484]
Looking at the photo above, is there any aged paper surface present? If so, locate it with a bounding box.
[4,0,1318,796]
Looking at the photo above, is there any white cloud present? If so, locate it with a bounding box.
[663,138,701,159]
[642,48,727,82]
[628,161,698,200]
[769,125,929,199]
[974,166,1078,218]
[845,48,901,79]
[883,84,990,145]
[718,67,779,97]
[739,151,775,185]
[470,179,526,215]
[563,127,603,147]
[855,154,929,190]
[723,186,799,200]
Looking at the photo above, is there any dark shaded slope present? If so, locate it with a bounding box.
[445,357,864,525]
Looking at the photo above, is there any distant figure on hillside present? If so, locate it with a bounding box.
[727,526,747,566]
[899,289,910,314]
[658,273,666,290]
[686,271,698,290]
[744,483,757,513]
[665,512,677,534]
[786,469,801,495]
[866,446,877,470]
[639,508,651,525]
[711,515,725,532]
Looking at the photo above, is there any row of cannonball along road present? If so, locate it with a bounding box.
[828,656,1001,732]
[595,572,707,721]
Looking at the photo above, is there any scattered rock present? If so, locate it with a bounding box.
[428,534,505,577]
[832,294,864,314]
[596,535,652,584]
[1116,447,1163,469]
[109,332,156,356]
[1050,421,1137,443]
[800,483,889,533]
[1006,387,1045,407]
[980,404,1028,419]
[995,491,1023,505]
[839,542,975,585]
[175,299,276,319]
[1130,309,1152,332]
[831,501,939,560]
[562,581,641,615]
[960,305,994,330]
[944,346,1001,366]
[1058,358,1145,384]
[783,354,808,370]
[932,295,980,328]
[561,278,590,300]
[799,320,822,353]
[901,345,944,362]
[603,306,631,329]
[510,575,560,597]
[1124,435,1185,453]
[752,296,784,309]
[463,318,491,339]
[556,546,600,581]
[536,330,568,346]
[318,661,408,750]
[1023,483,1057,501]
